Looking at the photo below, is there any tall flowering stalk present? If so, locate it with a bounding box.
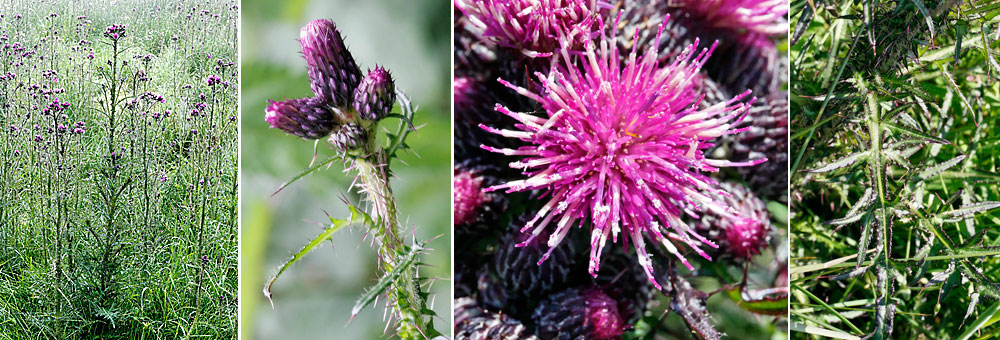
[482,14,763,289]
[263,19,437,339]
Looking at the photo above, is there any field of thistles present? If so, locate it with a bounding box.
[0,0,237,338]
[454,0,789,339]
[790,1,1000,339]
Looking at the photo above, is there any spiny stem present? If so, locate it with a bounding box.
[353,145,431,340]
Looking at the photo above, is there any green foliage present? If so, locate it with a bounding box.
[790,0,1000,338]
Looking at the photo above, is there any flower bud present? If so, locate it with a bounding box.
[327,123,367,152]
[264,97,337,139]
[300,19,362,108]
[353,66,395,121]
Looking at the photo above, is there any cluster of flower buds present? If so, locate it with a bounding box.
[265,19,396,153]
[206,75,222,87]
[103,24,126,41]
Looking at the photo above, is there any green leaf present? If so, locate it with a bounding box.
[767,201,789,226]
[883,121,949,144]
[790,321,862,340]
[917,155,966,181]
[808,151,870,173]
[271,153,344,196]
[911,0,935,40]
[941,202,1000,218]
[793,285,865,334]
[827,188,875,226]
[350,241,425,320]
[725,286,789,316]
[263,205,370,307]
[957,301,1000,340]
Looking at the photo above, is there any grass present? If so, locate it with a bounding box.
[0,0,237,338]
[790,1,1000,339]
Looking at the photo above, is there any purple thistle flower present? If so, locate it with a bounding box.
[265,97,338,139]
[104,24,126,41]
[454,165,492,226]
[300,19,362,108]
[455,0,610,57]
[206,75,222,86]
[481,15,764,289]
[532,287,625,339]
[353,66,395,121]
[680,0,788,36]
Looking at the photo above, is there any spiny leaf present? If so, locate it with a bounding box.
[792,4,815,46]
[883,121,949,144]
[384,89,418,165]
[264,205,370,307]
[957,261,1000,299]
[872,295,896,340]
[351,241,425,321]
[942,70,976,115]
[856,215,878,269]
[834,263,872,281]
[945,246,1000,260]
[923,261,956,289]
[827,187,876,226]
[940,202,1000,218]
[917,155,966,181]
[963,292,981,327]
[956,301,1000,340]
[808,150,870,173]
[911,0,935,40]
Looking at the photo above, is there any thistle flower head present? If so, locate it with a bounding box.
[264,97,338,139]
[300,19,362,108]
[696,181,773,260]
[353,66,395,121]
[455,0,610,57]
[680,0,788,36]
[715,183,772,260]
[533,287,625,339]
[482,14,764,289]
[454,163,493,226]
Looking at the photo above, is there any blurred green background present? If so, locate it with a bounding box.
[239,0,451,339]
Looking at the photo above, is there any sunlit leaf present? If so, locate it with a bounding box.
[808,151,870,173]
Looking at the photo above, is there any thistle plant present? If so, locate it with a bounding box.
[262,19,440,339]
[455,0,790,338]
[790,1,1000,339]
[0,1,238,337]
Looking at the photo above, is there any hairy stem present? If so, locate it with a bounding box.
[354,147,431,339]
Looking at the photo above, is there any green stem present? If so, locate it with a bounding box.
[354,147,430,340]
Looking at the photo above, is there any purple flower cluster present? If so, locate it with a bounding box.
[206,75,222,86]
[265,19,397,150]
[104,24,126,41]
